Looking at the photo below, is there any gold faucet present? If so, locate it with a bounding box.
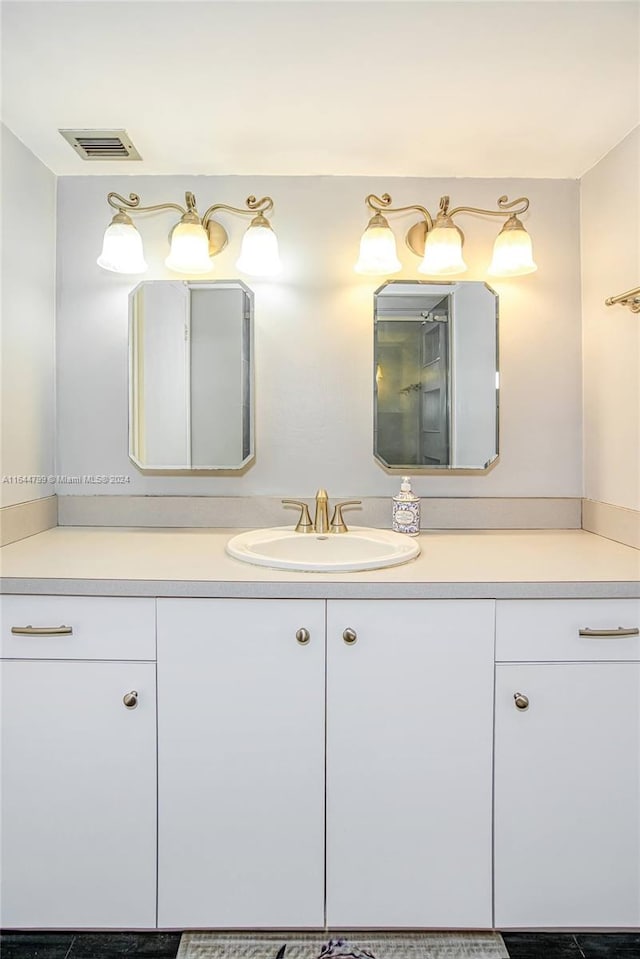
[282,490,362,533]
[314,489,330,533]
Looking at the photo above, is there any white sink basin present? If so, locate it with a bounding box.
[226,526,420,572]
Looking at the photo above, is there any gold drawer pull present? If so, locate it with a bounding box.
[579,627,639,638]
[11,625,73,636]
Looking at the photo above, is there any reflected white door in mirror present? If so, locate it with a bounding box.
[129,280,254,472]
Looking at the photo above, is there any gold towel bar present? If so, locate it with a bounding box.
[605,286,640,313]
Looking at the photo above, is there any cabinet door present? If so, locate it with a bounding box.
[157,599,325,928]
[495,663,640,927]
[326,600,495,928]
[0,661,156,928]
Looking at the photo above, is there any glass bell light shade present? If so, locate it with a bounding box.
[488,215,537,277]
[97,215,148,274]
[165,215,213,274]
[418,215,467,276]
[236,215,282,277]
[355,213,401,275]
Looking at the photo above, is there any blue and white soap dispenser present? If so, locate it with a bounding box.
[392,476,420,536]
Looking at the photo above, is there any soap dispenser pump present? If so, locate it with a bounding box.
[392,476,420,536]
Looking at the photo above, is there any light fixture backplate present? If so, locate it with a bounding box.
[406,220,428,257]
[207,220,229,256]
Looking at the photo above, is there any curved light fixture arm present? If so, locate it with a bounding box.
[201,195,274,225]
[106,191,187,217]
[446,194,530,220]
[106,192,275,227]
[365,193,433,230]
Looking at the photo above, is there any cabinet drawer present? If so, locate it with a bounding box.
[1,596,155,660]
[496,599,640,662]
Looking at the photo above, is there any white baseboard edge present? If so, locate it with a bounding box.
[0,495,58,547]
[582,499,640,550]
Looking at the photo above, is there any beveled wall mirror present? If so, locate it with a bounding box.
[129,280,253,471]
[374,281,498,470]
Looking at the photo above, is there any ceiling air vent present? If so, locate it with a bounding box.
[59,129,142,161]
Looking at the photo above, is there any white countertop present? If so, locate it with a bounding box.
[1,527,638,598]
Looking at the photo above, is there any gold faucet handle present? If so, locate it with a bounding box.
[330,500,362,534]
[281,499,314,533]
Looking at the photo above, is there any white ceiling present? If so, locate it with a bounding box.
[2,0,639,178]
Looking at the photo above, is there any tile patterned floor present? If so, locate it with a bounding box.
[0,933,181,959]
[0,932,638,959]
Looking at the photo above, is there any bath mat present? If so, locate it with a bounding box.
[178,930,508,959]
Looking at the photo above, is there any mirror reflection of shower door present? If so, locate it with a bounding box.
[373,281,498,471]
[420,321,449,465]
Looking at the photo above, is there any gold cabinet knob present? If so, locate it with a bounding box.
[343,628,358,645]
[123,690,139,709]
[514,692,529,711]
[296,628,311,645]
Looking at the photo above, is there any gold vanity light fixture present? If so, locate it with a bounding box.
[97,191,281,277]
[355,193,537,278]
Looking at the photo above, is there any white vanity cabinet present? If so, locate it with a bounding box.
[157,598,495,930]
[157,598,326,928]
[2,585,639,932]
[0,597,157,929]
[326,600,495,928]
[494,599,640,929]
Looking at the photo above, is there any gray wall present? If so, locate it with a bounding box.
[581,126,640,512]
[55,173,582,498]
[1,125,56,507]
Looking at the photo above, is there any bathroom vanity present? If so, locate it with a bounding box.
[1,527,638,932]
